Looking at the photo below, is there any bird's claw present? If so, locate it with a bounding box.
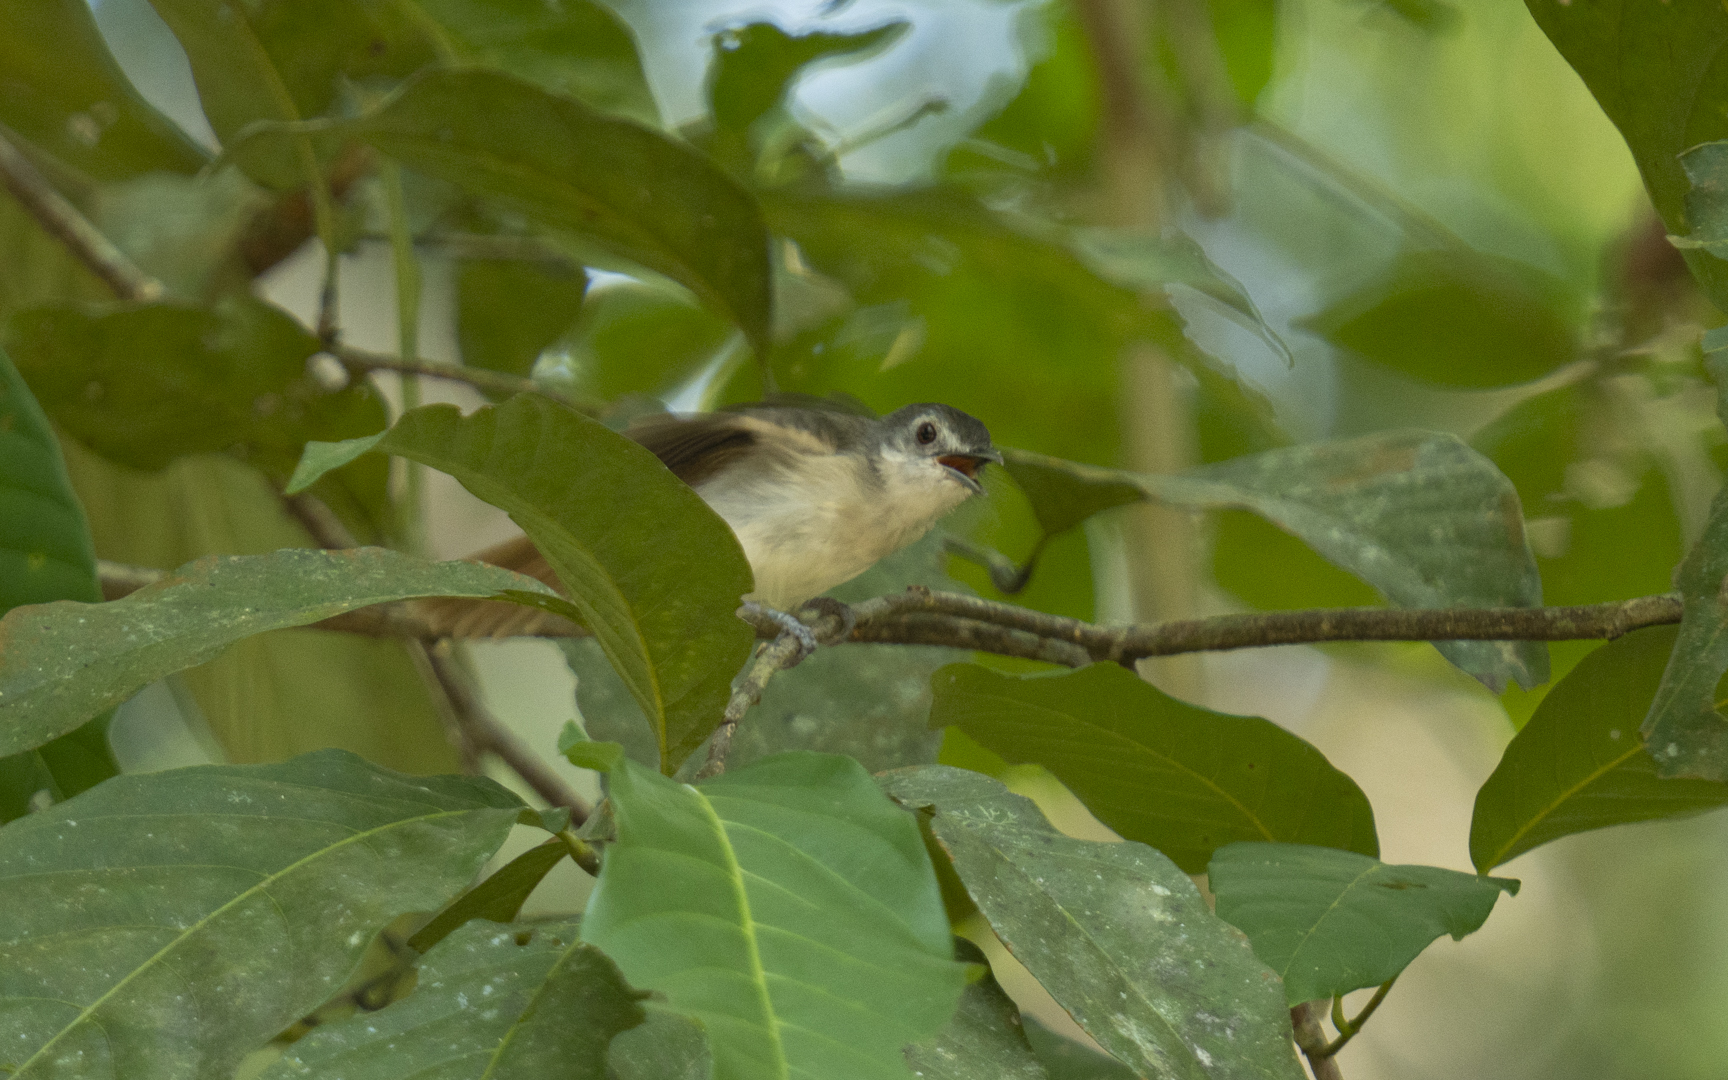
[739,602,819,658]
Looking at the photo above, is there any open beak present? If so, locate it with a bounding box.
[938,449,1002,493]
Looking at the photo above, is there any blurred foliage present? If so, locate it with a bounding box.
[1,0,1728,1075]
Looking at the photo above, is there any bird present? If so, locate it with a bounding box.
[426,400,1000,639]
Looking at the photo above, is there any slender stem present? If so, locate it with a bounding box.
[1321,979,1396,1058]
[381,157,426,552]
[330,343,604,416]
[0,125,163,301]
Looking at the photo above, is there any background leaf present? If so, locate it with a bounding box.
[1642,482,1728,779]
[406,838,570,953]
[581,752,968,1080]
[1473,626,1728,871]
[1208,842,1519,1004]
[0,749,524,1080]
[349,69,774,356]
[932,662,1378,872]
[291,396,755,771]
[264,918,643,1080]
[0,344,116,820]
[455,257,587,380]
[903,940,1049,1080]
[1005,429,1548,690]
[0,546,555,755]
[0,0,207,181]
[881,765,1303,1080]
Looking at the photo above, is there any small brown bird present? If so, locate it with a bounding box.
[433,401,1000,637]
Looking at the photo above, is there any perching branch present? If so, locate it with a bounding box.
[0,124,162,302]
[1291,1001,1346,1080]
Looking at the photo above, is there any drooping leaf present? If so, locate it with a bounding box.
[455,257,588,379]
[4,297,392,537]
[1301,249,1580,388]
[1208,842,1519,1004]
[0,344,116,820]
[288,396,755,771]
[263,918,644,1080]
[932,663,1378,873]
[1642,483,1728,779]
[1003,429,1549,690]
[409,0,659,125]
[150,0,436,187]
[0,546,557,755]
[1471,626,1728,872]
[407,838,572,953]
[1022,1020,1138,1080]
[0,749,526,1080]
[581,752,968,1080]
[881,766,1303,1080]
[0,0,208,181]
[347,69,774,356]
[1523,0,1728,309]
[904,941,1049,1080]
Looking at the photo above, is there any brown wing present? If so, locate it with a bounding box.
[411,535,582,639]
[625,412,760,486]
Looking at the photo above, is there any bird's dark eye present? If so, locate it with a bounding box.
[916,421,938,445]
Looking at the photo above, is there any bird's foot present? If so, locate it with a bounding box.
[797,596,856,642]
[738,601,819,658]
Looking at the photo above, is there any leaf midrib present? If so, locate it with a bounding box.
[13,806,481,1077]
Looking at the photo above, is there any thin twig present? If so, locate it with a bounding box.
[1291,1001,1345,1080]
[330,343,603,416]
[0,124,163,301]
[1322,979,1395,1058]
[423,640,591,823]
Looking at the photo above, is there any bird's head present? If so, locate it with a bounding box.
[874,403,1002,495]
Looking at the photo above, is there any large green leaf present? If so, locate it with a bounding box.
[0,749,528,1080]
[606,1010,712,1080]
[1642,481,1728,780]
[581,752,968,1080]
[408,0,659,125]
[407,838,571,953]
[0,345,116,821]
[1004,429,1549,691]
[1301,249,1580,388]
[4,297,392,537]
[932,663,1378,873]
[1523,0,1728,309]
[0,546,556,755]
[904,941,1049,1080]
[547,278,732,404]
[881,766,1303,1080]
[0,0,207,181]
[346,69,773,356]
[1471,626,1728,872]
[150,0,435,187]
[263,918,644,1080]
[1208,843,1519,1004]
[455,257,588,380]
[288,395,755,770]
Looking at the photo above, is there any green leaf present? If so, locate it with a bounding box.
[407,838,571,953]
[264,918,644,1080]
[561,735,626,773]
[546,278,733,403]
[1022,1020,1137,1080]
[4,297,392,536]
[456,257,588,380]
[0,0,208,181]
[290,396,755,770]
[1209,0,1279,106]
[1208,842,1519,1004]
[1004,429,1549,691]
[581,752,968,1080]
[607,1010,713,1080]
[1471,626,1728,872]
[1678,141,1728,260]
[408,0,659,125]
[1523,0,1728,309]
[150,0,436,187]
[904,942,1049,1080]
[0,749,525,1080]
[1643,482,1728,779]
[881,766,1304,1080]
[0,344,116,820]
[348,69,774,357]
[1301,249,1579,387]
[0,546,557,755]
[931,662,1377,872]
